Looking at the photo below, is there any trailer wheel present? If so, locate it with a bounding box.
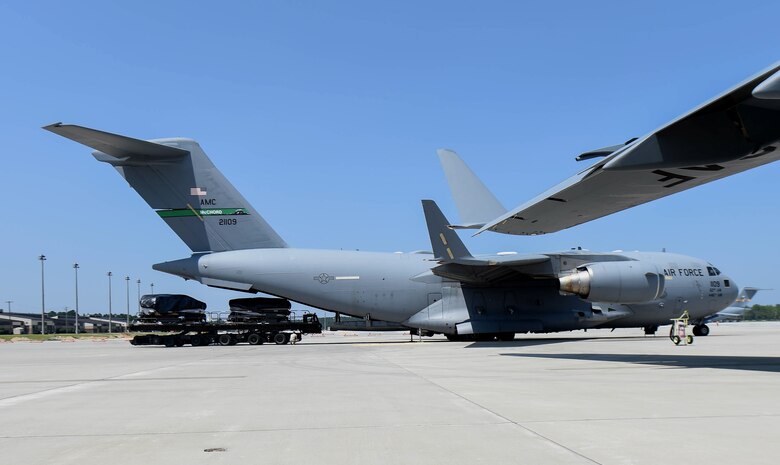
[164,336,176,348]
[273,333,289,345]
[247,333,263,345]
[218,334,232,346]
[175,337,185,347]
[190,335,202,346]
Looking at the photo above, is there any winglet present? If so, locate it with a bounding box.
[437,149,506,227]
[422,200,472,261]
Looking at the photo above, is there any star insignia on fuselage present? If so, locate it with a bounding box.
[314,273,333,284]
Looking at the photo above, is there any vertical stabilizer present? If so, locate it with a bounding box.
[733,287,764,307]
[44,123,288,253]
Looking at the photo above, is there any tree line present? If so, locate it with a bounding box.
[743,305,780,320]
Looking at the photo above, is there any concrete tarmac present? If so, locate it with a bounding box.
[2,322,780,465]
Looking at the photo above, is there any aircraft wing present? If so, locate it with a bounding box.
[479,63,780,236]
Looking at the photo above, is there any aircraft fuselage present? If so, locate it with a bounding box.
[155,249,738,335]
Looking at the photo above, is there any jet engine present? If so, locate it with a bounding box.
[558,261,664,303]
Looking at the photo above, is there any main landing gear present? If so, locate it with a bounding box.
[643,325,658,335]
[692,324,710,336]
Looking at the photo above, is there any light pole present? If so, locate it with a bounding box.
[107,271,113,333]
[136,279,141,315]
[4,300,11,329]
[73,263,80,335]
[39,255,46,335]
[150,282,154,295]
[125,276,130,331]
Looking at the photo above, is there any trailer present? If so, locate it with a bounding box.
[129,313,321,347]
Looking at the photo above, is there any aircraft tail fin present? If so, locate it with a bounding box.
[437,149,506,228]
[733,287,767,307]
[421,199,472,261]
[44,123,288,253]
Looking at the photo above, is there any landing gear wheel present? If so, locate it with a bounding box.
[218,334,232,346]
[274,333,289,345]
[247,333,262,345]
[692,325,710,336]
[498,333,515,341]
[644,325,658,335]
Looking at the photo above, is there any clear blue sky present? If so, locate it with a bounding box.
[1,0,778,315]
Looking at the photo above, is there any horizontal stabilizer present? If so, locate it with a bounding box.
[43,123,188,162]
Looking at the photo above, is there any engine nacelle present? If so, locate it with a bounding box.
[558,261,665,303]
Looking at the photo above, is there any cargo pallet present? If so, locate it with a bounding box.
[129,314,321,347]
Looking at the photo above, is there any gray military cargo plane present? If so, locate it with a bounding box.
[44,62,780,341]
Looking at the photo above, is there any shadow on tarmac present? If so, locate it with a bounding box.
[500,353,780,373]
[466,338,604,349]
[306,338,454,346]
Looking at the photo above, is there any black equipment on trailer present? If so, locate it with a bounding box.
[227,297,292,323]
[129,313,321,347]
[137,294,207,324]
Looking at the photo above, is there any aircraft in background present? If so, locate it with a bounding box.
[699,288,768,330]
[44,62,780,340]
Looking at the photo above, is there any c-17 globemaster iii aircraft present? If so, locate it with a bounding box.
[44,62,780,341]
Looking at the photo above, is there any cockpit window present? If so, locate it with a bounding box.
[707,266,721,276]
